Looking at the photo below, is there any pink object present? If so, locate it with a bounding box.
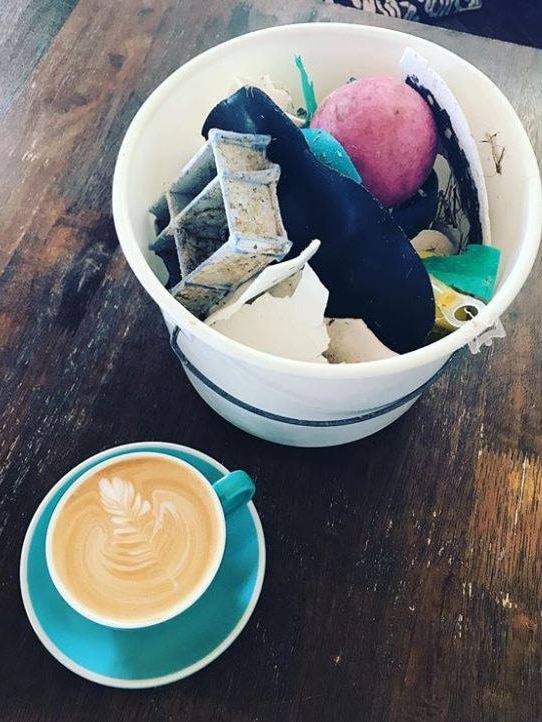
[311,76,438,208]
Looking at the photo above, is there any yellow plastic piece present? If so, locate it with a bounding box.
[431,276,486,333]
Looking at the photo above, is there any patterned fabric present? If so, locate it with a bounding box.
[328,0,482,20]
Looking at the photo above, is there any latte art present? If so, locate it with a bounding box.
[49,455,223,625]
[98,477,183,575]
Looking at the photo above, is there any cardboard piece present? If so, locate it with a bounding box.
[400,48,491,249]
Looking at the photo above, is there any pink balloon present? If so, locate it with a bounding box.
[311,77,438,208]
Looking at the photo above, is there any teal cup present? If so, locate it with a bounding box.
[45,451,256,629]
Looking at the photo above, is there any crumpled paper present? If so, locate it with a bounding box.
[206,240,321,324]
[209,264,330,363]
[207,240,396,364]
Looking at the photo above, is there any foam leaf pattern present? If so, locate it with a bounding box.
[98,477,177,572]
[99,476,152,529]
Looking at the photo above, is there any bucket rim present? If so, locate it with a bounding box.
[113,22,542,380]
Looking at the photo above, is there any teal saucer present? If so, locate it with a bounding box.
[20,442,265,688]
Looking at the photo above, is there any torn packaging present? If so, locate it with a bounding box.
[203,88,435,354]
[400,48,491,248]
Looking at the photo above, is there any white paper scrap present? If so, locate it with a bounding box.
[206,240,321,325]
[209,264,330,363]
[324,319,397,364]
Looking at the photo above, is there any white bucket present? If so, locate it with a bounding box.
[113,23,541,448]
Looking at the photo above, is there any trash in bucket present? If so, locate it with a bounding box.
[148,48,502,363]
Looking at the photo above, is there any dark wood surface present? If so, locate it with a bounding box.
[1,1,541,720]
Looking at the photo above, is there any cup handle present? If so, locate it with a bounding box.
[212,471,255,515]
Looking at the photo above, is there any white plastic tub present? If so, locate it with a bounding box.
[113,23,542,447]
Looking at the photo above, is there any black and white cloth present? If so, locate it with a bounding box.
[329,0,482,20]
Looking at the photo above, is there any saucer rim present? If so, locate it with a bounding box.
[19,441,266,689]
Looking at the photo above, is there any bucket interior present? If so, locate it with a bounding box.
[119,24,539,337]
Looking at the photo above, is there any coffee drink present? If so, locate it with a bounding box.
[47,454,224,626]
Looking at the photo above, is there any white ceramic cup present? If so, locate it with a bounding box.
[45,451,255,629]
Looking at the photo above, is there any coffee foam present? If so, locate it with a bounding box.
[49,455,223,625]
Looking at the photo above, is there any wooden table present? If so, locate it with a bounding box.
[1,1,541,720]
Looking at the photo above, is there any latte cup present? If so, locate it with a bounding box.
[45,451,255,629]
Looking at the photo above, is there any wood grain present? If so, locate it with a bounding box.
[0,0,78,117]
[0,1,541,721]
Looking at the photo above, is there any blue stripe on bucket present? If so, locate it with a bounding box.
[170,328,458,428]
